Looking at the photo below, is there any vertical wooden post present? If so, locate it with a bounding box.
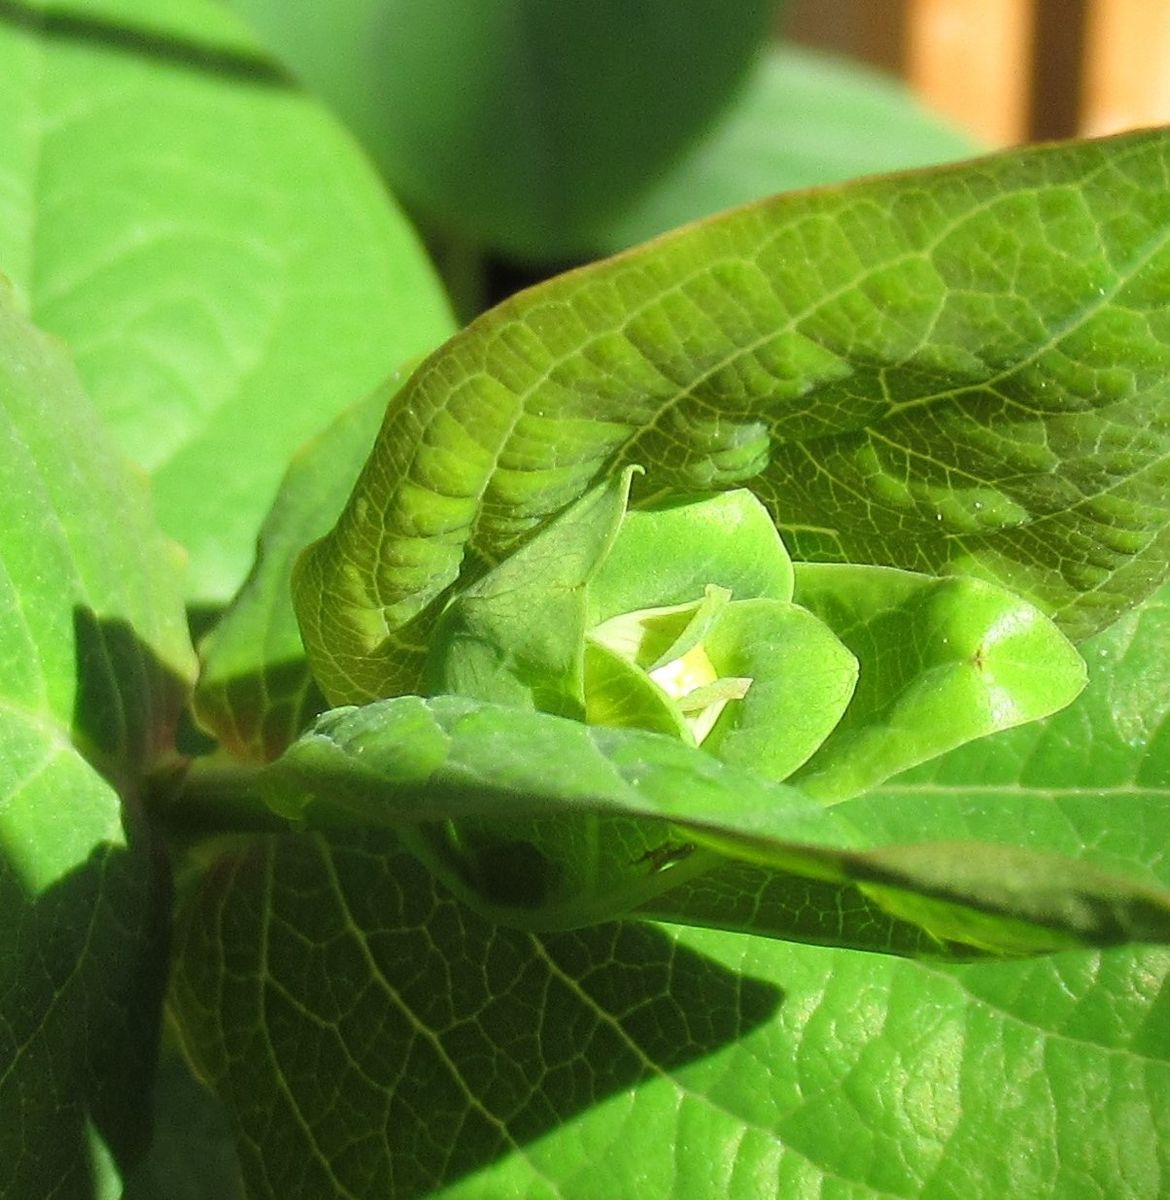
[905,0,1034,143]
[1081,0,1170,135]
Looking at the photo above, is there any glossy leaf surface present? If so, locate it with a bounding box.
[791,564,1087,800]
[297,129,1170,704]
[0,0,453,603]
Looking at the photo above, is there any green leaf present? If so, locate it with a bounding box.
[0,0,454,604]
[260,694,855,843]
[0,288,195,1195]
[296,128,1170,704]
[171,839,1170,1196]
[170,830,788,1200]
[260,692,1170,955]
[657,581,1170,958]
[178,451,1170,1200]
[581,639,692,739]
[594,44,981,252]
[424,470,635,718]
[223,0,780,260]
[588,487,795,620]
[259,692,884,935]
[170,584,1170,1198]
[699,597,858,780]
[193,381,395,762]
[590,582,736,675]
[790,564,1087,800]
[842,581,1170,890]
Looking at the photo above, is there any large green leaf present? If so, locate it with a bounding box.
[594,44,980,253]
[223,0,779,260]
[296,128,1170,704]
[171,829,787,1200]
[0,0,453,604]
[0,288,195,1196]
[172,581,1170,1199]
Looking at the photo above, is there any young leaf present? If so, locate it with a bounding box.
[424,470,635,717]
[0,288,195,1195]
[260,694,856,852]
[259,691,1170,955]
[790,564,1088,800]
[587,487,795,621]
[698,597,858,780]
[0,0,453,604]
[581,640,693,739]
[296,129,1170,704]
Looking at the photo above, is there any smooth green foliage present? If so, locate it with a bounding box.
[297,128,1170,705]
[678,597,857,773]
[223,0,779,259]
[0,288,195,1196]
[424,469,635,719]
[589,486,796,615]
[0,0,453,603]
[792,564,1088,800]
[595,44,982,252]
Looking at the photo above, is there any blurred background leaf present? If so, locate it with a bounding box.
[0,0,454,606]
[222,0,783,261]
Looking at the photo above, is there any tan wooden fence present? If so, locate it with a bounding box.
[786,0,1170,144]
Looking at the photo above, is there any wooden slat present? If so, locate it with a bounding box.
[1082,0,1170,135]
[905,0,1034,143]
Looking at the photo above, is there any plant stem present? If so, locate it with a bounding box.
[147,759,288,837]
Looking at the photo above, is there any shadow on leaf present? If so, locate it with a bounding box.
[0,609,193,1196]
[0,0,287,85]
[171,828,783,1200]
